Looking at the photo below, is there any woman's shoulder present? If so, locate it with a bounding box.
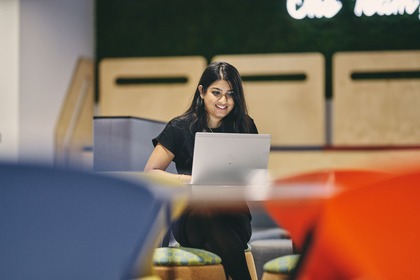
[245,114,255,122]
[154,114,193,146]
[245,115,258,134]
[168,114,193,129]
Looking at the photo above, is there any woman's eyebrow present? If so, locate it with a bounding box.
[210,87,233,92]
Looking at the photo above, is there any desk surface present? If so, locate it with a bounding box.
[102,171,339,203]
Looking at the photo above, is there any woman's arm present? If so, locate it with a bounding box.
[144,143,191,184]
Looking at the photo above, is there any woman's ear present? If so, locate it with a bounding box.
[198,85,204,98]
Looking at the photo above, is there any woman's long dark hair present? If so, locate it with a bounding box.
[182,61,254,133]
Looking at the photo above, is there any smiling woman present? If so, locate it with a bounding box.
[144,61,257,178]
[198,80,235,128]
[144,61,258,280]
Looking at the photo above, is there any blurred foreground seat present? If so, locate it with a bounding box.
[260,168,394,279]
[0,163,168,280]
[292,167,420,279]
[265,168,393,251]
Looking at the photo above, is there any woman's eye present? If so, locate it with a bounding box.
[227,92,234,97]
[211,91,221,96]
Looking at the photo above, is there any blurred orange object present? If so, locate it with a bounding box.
[296,168,420,279]
[264,169,392,251]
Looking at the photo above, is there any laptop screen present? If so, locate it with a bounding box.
[191,132,271,186]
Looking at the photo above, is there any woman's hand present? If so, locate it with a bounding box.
[178,174,192,184]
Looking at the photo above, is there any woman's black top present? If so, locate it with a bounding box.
[153,113,258,175]
[153,112,257,253]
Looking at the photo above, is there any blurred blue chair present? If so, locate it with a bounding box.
[0,163,167,280]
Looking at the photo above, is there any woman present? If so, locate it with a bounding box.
[144,61,257,280]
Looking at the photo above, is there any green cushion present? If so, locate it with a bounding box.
[263,254,300,274]
[153,247,222,266]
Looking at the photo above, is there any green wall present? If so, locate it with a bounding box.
[96,0,420,98]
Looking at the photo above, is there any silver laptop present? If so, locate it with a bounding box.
[190,132,271,186]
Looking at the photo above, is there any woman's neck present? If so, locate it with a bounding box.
[207,117,221,129]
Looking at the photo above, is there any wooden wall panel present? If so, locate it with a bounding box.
[99,56,207,122]
[268,149,420,179]
[213,53,325,146]
[333,50,420,145]
[55,58,94,169]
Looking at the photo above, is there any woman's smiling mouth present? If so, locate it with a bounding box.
[216,105,227,110]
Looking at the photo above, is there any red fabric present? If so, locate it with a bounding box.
[298,169,420,279]
[264,169,393,251]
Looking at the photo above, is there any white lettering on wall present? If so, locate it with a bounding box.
[354,0,420,19]
[287,0,343,19]
[286,0,420,19]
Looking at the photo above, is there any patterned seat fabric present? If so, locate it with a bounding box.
[153,247,222,266]
[263,254,300,274]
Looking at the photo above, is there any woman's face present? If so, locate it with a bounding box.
[199,79,235,128]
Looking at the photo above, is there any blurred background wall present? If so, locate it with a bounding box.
[0,0,94,164]
[95,0,420,99]
[1,0,419,165]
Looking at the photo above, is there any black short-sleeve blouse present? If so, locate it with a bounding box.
[153,113,258,175]
[153,115,196,175]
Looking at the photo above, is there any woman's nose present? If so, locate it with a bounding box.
[219,94,227,103]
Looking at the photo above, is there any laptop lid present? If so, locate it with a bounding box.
[190,132,271,186]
